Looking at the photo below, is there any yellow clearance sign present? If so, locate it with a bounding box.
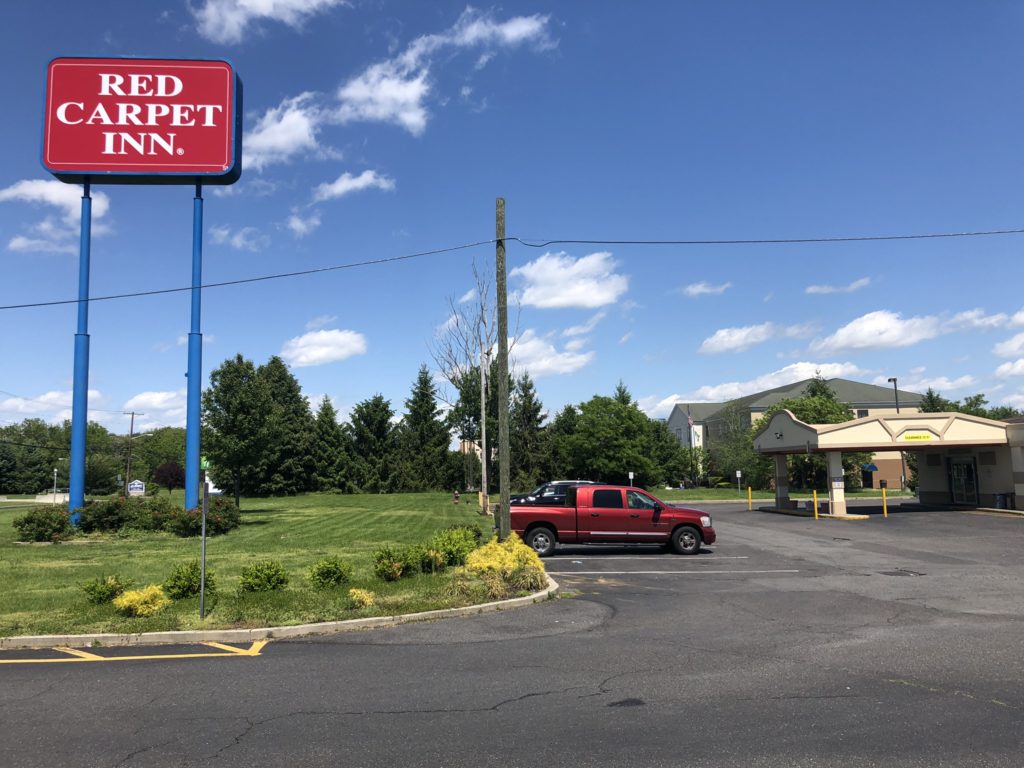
[901,432,933,442]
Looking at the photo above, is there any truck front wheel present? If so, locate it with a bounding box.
[671,526,701,555]
[525,527,557,557]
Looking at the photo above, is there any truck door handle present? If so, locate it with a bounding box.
[590,513,600,517]
[629,513,640,518]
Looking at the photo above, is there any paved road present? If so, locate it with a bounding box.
[2,503,1023,767]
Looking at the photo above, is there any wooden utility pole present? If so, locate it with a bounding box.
[122,410,144,497]
[496,197,511,540]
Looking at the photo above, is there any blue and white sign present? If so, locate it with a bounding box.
[127,479,145,496]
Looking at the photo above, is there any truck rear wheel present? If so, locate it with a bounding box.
[525,527,557,557]
[671,526,701,555]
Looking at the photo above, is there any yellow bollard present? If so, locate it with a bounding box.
[813,489,819,520]
[747,485,752,511]
[882,486,888,518]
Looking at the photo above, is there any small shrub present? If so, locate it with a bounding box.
[78,497,145,533]
[429,525,482,566]
[113,585,171,617]
[206,496,242,534]
[308,556,354,589]
[464,534,547,599]
[372,545,418,581]
[163,498,241,538]
[239,559,289,593]
[164,560,216,599]
[80,574,134,604]
[13,505,72,542]
[420,547,447,574]
[348,588,375,608]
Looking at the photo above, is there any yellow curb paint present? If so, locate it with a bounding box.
[0,640,267,665]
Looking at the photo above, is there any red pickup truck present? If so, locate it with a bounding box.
[511,484,715,557]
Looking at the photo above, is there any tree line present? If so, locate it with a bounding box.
[201,355,701,505]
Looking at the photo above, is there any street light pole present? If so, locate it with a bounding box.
[52,468,58,503]
[887,377,906,490]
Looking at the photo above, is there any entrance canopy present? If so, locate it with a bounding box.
[753,410,1008,455]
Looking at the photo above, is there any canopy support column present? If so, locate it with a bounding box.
[774,455,790,509]
[827,451,847,516]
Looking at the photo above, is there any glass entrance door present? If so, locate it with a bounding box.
[950,459,978,505]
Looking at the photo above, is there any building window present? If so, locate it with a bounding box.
[857,409,868,418]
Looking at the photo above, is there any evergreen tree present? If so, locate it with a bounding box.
[544,404,580,480]
[253,356,315,495]
[396,366,451,491]
[312,397,352,491]
[612,380,634,406]
[510,373,547,490]
[350,394,397,492]
[918,387,951,412]
[202,354,274,506]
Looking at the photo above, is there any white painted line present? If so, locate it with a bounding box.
[547,556,749,561]
[547,569,800,575]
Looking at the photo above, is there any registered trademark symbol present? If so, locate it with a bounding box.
[176,148,185,156]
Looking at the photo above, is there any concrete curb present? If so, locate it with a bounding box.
[758,506,870,520]
[0,576,561,651]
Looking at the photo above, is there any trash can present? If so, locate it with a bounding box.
[879,479,887,489]
[995,493,1007,509]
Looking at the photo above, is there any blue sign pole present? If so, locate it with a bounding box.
[185,182,203,510]
[68,181,92,522]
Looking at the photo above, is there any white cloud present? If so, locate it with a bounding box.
[312,170,395,202]
[636,393,686,419]
[618,332,633,345]
[811,310,942,354]
[334,8,553,135]
[996,359,1024,378]
[512,252,628,309]
[947,309,1009,330]
[563,311,606,337]
[192,0,347,44]
[288,211,321,237]
[686,362,867,402]
[805,277,870,295]
[246,93,323,171]
[699,322,814,354]
[871,373,975,392]
[994,332,1024,358]
[0,180,111,254]
[305,314,337,331]
[564,338,587,352]
[0,388,102,424]
[210,225,268,251]
[336,62,431,135]
[280,328,367,367]
[458,288,476,304]
[511,329,593,378]
[681,281,731,297]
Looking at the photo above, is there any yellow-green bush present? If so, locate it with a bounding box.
[112,585,172,617]
[464,534,547,598]
[348,588,376,608]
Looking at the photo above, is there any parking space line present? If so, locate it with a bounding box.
[547,569,800,575]
[0,640,269,665]
[55,646,105,660]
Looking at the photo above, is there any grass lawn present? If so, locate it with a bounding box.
[0,492,495,638]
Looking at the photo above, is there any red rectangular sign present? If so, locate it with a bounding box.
[42,57,242,184]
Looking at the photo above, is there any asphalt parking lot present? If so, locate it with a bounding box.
[2,501,1023,767]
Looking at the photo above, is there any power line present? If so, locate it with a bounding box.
[1,225,1022,313]
[509,227,1024,248]
[0,239,494,311]
[0,439,68,453]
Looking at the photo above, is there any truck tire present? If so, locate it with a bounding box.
[525,527,557,557]
[671,525,701,555]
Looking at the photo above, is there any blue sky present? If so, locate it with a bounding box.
[3,1,1024,433]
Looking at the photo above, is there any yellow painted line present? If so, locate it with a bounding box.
[201,640,268,656]
[55,646,104,660]
[0,640,268,665]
